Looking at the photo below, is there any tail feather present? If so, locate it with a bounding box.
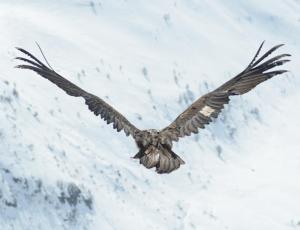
[140,146,160,169]
[135,146,185,174]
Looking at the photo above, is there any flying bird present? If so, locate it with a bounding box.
[16,42,290,174]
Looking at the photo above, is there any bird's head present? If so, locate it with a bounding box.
[134,129,160,147]
[146,129,160,135]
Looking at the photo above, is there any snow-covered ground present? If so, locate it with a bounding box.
[0,1,299,229]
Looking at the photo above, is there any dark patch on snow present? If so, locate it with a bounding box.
[250,107,261,122]
[57,182,93,210]
[0,165,93,225]
[142,67,149,81]
[5,199,17,208]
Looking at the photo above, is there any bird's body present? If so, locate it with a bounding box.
[133,129,185,173]
[16,42,290,174]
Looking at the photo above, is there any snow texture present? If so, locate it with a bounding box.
[0,1,300,229]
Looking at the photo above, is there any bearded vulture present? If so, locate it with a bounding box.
[16,42,290,174]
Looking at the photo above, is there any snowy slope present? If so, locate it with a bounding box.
[0,1,300,229]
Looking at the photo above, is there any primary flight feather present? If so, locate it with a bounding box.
[16,42,290,174]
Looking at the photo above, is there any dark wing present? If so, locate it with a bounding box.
[15,48,140,138]
[160,42,290,145]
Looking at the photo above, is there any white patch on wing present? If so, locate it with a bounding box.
[200,105,215,117]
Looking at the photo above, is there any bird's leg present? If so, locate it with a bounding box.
[132,149,144,159]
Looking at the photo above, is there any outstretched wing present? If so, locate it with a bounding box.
[160,42,290,145]
[16,48,140,138]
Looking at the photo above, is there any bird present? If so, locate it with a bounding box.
[15,42,290,174]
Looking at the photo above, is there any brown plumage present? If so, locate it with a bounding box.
[16,42,290,174]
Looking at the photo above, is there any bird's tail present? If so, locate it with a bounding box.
[133,145,185,174]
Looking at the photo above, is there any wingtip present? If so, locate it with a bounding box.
[15,47,28,55]
[257,40,265,50]
[280,59,291,64]
[15,47,23,52]
[15,64,30,69]
[274,43,285,49]
[15,64,24,69]
[272,69,289,75]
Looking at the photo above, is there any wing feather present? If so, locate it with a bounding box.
[160,42,290,142]
[16,48,140,138]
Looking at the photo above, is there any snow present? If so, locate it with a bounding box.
[0,1,300,229]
